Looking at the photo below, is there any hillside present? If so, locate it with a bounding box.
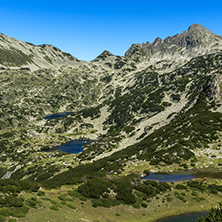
[0,24,222,181]
[0,33,80,70]
[0,25,222,221]
[1,23,222,222]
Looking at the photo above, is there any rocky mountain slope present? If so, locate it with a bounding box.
[0,24,222,182]
[0,33,80,70]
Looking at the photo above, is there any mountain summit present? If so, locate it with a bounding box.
[124,24,222,67]
[92,50,114,61]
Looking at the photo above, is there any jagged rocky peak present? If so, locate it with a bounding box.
[124,44,142,57]
[163,23,216,48]
[188,23,212,33]
[152,37,162,47]
[93,50,114,61]
[125,24,222,58]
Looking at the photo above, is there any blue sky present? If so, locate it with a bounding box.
[0,0,222,61]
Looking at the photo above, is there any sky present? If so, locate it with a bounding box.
[0,0,222,61]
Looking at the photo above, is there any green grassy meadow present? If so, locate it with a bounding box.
[10,179,220,222]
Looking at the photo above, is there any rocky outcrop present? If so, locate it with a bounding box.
[209,74,222,100]
[125,24,222,60]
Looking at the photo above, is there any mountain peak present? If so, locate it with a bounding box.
[188,23,209,31]
[125,24,221,58]
[93,50,114,61]
[153,37,162,47]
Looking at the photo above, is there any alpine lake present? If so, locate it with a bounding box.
[43,112,74,120]
[43,112,93,154]
[157,211,209,222]
[43,112,220,222]
[142,169,222,221]
[57,139,93,154]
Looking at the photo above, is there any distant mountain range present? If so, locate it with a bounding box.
[1,23,222,70]
[0,24,222,183]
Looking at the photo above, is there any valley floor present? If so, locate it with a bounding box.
[14,179,220,222]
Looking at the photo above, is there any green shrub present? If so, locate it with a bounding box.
[78,178,110,199]
[210,189,218,194]
[12,206,29,218]
[192,191,199,196]
[58,194,67,201]
[90,198,117,208]
[41,197,51,201]
[67,190,80,197]
[0,215,5,222]
[7,218,16,222]
[49,205,59,211]
[26,198,37,207]
[4,196,23,207]
[79,196,87,201]
[116,187,136,204]
[65,202,76,209]
[176,184,186,190]
[50,200,59,205]
[37,191,45,196]
[166,196,173,202]
[132,202,140,208]
[0,208,14,217]
[176,195,186,202]
[193,197,206,202]
[8,219,16,222]
[170,93,181,102]
[141,202,148,208]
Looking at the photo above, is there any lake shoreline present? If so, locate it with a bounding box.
[155,210,209,222]
[43,111,74,120]
[57,139,93,154]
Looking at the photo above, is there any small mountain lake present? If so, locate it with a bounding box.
[141,168,222,182]
[57,140,92,154]
[141,174,195,182]
[157,211,209,222]
[43,112,74,120]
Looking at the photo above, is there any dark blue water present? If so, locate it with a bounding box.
[157,211,209,222]
[43,112,74,120]
[57,140,92,154]
[141,173,195,182]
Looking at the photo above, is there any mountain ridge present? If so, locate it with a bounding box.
[0,32,80,70]
[0,23,222,184]
[125,24,222,60]
[0,24,221,71]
